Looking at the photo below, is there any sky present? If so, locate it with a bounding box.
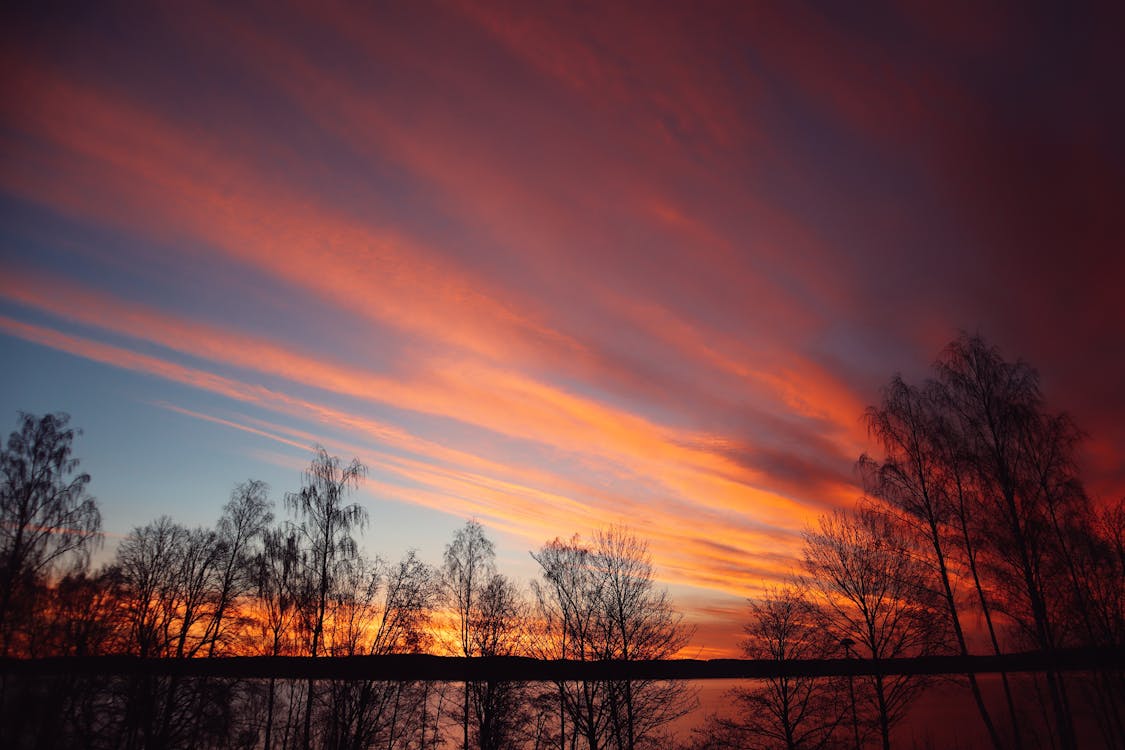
[2,1,1123,658]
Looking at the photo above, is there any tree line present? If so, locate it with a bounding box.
[693,335,1125,750]
[0,424,693,749]
[1,334,1123,749]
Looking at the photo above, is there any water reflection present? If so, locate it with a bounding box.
[1,672,1117,749]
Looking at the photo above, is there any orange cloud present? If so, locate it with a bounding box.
[0,308,807,607]
[0,57,587,372]
[0,7,994,658]
[1,268,849,524]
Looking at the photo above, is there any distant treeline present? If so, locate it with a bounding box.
[1,334,1123,750]
[4,648,1122,681]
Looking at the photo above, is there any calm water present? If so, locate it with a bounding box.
[4,672,1112,749]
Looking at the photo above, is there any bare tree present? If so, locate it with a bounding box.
[285,446,368,750]
[0,412,101,656]
[11,567,121,748]
[802,506,946,750]
[32,568,119,658]
[935,334,1081,749]
[730,586,845,750]
[116,517,190,659]
[851,334,1125,748]
[469,573,528,750]
[205,480,272,656]
[593,526,694,750]
[861,376,1004,749]
[1086,497,1125,650]
[532,535,607,750]
[254,526,300,749]
[1081,498,1125,744]
[370,550,442,750]
[929,394,1026,747]
[531,527,694,750]
[442,519,496,750]
[320,550,438,750]
[172,482,273,749]
[370,549,437,656]
[115,517,186,749]
[115,518,230,748]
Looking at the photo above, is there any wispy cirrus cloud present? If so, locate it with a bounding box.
[3,0,1123,656]
[0,311,805,604]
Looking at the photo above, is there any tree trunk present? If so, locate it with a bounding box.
[263,676,276,750]
[958,496,1024,750]
[926,515,1004,750]
[460,679,469,750]
[874,673,891,750]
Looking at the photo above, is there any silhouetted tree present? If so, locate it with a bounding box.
[594,527,693,750]
[532,535,605,749]
[722,585,846,750]
[321,550,438,749]
[802,506,946,750]
[33,569,118,658]
[115,516,186,749]
[852,334,1125,748]
[469,572,528,750]
[117,517,189,659]
[253,526,300,749]
[11,569,121,749]
[0,412,101,656]
[861,376,1004,749]
[1089,497,1125,647]
[928,390,1026,747]
[175,482,272,749]
[1057,496,1125,746]
[285,447,368,750]
[114,517,233,748]
[531,526,694,750]
[935,334,1084,749]
[443,519,497,750]
[205,481,272,656]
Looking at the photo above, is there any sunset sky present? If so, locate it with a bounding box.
[2,1,1123,657]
